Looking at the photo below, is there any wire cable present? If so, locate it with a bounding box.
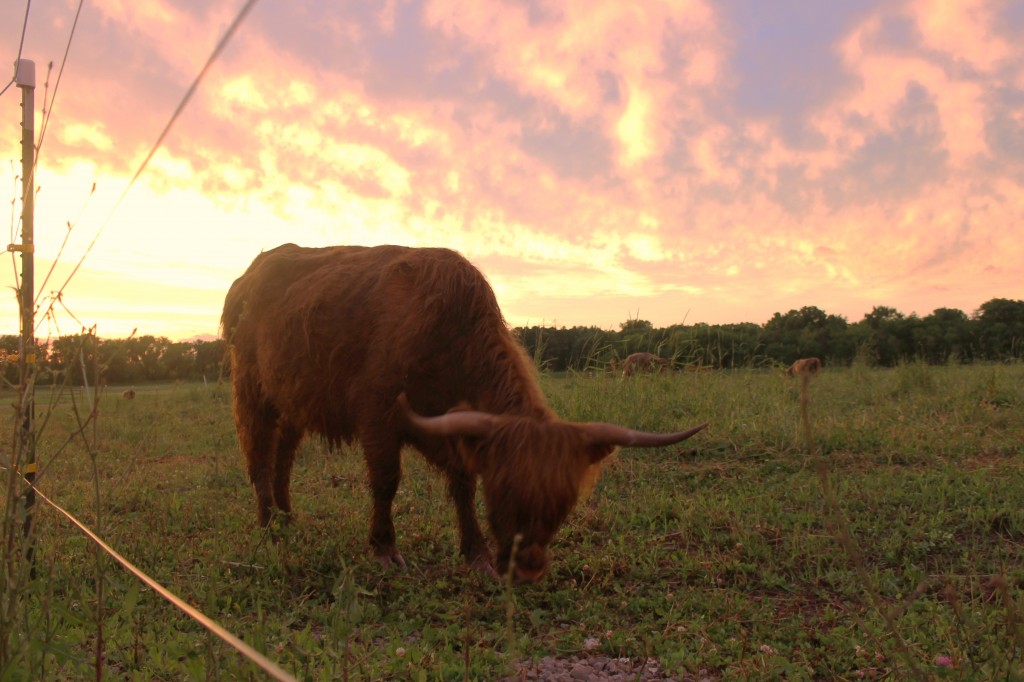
[38,0,263,333]
[12,472,298,681]
[34,0,85,172]
[0,0,33,98]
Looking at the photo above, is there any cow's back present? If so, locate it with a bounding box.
[222,244,538,442]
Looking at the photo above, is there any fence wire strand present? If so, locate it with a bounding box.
[0,0,33,98]
[42,0,263,332]
[8,468,297,682]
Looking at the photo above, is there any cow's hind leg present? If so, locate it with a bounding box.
[231,384,281,526]
[363,438,406,569]
[272,422,303,521]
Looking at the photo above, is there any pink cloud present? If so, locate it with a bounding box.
[423,0,725,171]
[1,0,1021,338]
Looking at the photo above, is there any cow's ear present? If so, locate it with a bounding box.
[585,442,617,465]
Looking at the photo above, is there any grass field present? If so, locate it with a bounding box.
[2,363,1023,680]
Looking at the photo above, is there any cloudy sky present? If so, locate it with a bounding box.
[1,0,1021,341]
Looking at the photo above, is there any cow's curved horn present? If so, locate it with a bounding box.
[397,393,500,438]
[580,421,709,447]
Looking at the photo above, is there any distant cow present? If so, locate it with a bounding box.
[785,357,822,377]
[221,244,707,583]
[121,388,136,400]
[621,352,673,377]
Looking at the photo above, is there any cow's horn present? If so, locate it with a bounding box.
[397,393,500,438]
[581,421,709,447]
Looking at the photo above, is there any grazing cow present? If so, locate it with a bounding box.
[785,357,822,377]
[122,388,136,400]
[621,352,674,377]
[221,244,707,583]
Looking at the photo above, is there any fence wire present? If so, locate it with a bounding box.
[6,467,298,682]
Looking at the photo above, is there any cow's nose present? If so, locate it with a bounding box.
[513,564,547,584]
[512,545,548,583]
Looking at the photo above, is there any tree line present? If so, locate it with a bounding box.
[0,298,1021,386]
[517,297,1023,372]
[0,334,225,387]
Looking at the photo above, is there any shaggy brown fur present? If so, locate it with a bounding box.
[221,244,707,583]
[621,352,673,377]
[785,357,822,377]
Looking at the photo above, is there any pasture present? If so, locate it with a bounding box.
[2,363,1023,679]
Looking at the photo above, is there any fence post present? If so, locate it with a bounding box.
[11,58,37,571]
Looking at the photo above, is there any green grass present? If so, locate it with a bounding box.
[2,364,1023,679]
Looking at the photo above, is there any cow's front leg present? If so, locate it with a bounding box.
[363,442,406,569]
[447,469,495,576]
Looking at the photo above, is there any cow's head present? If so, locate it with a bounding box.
[398,394,707,583]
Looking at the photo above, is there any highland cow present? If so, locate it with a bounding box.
[621,352,674,377]
[221,244,707,583]
[785,357,822,377]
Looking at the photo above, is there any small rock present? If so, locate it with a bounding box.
[570,662,592,680]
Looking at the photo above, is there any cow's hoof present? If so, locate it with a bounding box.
[467,555,499,579]
[375,549,407,570]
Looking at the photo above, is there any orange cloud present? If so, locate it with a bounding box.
[911,0,1013,72]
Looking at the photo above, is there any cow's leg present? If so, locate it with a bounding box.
[233,392,280,527]
[363,439,406,569]
[415,435,494,575]
[447,469,495,576]
[272,421,303,520]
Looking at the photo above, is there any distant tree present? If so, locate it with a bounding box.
[194,339,227,380]
[163,341,197,380]
[669,322,765,368]
[538,327,573,371]
[619,318,654,334]
[618,319,667,357]
[564,327,616,371]
[974,298,1024,360]
[854,306,913,366]
[511,326,618,372]
[515,326,554,370]
[0,335,22,385]
[916,308,973,363]
[48,333,99,385]
[134,336,171,381]
[100,338,134,384]
[762,306,847,364]
[863,305,904,329]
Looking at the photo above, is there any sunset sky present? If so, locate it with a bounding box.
[1,0,1021,341]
